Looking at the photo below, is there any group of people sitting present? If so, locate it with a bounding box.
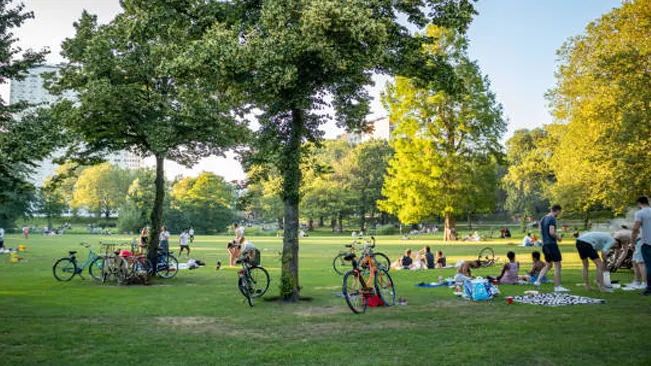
[520,233,542,247]
[455,251,549,285]
[462,231,482,242]
[391,247,447,270]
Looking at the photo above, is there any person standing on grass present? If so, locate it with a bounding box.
[179,228,191,259]
[159,226,170,254]
[534,204,569,292]
[631,196,651,296]
[22,225,28,239]
[0,226,5,249]
[189,226,195,244]
[575,232,615,292]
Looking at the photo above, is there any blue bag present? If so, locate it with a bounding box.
[463,277,492,301]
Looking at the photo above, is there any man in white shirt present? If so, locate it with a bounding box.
[0,227,5,249]
[178,228,191,258]
[189,227,195,244]
[631,196,651,296]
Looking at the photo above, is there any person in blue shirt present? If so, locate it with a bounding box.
[534,204,569,292]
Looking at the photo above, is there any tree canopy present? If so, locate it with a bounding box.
[379,25,505,240]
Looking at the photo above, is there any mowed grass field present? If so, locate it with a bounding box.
[1,232,650,365]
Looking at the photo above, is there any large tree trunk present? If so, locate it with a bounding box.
[279,108,302,302]
[467,211,473,230]
[444,214,456,241]
[338,212,343,233]
[359,208,366,233]
[148,155,165,269]
[584,209,591,230]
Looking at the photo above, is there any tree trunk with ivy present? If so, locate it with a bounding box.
[279,109,302,302]
[148,155,165,268]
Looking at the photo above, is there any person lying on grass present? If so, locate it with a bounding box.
[528,251,549,284]
[575,232,615,292]
[455,260,481,283]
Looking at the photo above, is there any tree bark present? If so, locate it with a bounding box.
[338,212,343,233]
[279,108,302,302]
[467,211,472,230]
[148,154,165,270]
[331,218,336,232]
[308,218,314,231]
[584,209,591,230]
[444,214,456,241]
[319,216,324,227]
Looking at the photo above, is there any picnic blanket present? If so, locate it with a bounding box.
[415,281,454,288]
[513,293,606,307]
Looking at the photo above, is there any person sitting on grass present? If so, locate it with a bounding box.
[522,233,533,247]
[490,251,529,284]
[575,231,615,292]
[400,249,414,269]
[528,251,549,284]
[436,250,447,268]
[423,246,435,269]
[530,234,541,246]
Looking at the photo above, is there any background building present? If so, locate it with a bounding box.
[336,116,392,144]
[10,65,143,186]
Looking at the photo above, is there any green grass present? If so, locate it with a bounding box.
[1,232,650,365]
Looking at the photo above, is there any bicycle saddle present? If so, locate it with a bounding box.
[343,253,356,261]
[68,251,77,255]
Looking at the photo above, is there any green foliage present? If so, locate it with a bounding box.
[379,26,506,232]
[375,224,397,235]
[546,0,651,214]
[170,172,236,234]
[502,128,554,217]
[70,163,133,218]
[0,1,52,227]
[46,1,249,261]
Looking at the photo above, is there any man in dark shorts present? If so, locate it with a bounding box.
[575,232,614,292]
[534,204,569,292]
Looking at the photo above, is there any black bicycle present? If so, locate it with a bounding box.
[155,249,180,279]
[236,255,270,307]
[478,247,495,267]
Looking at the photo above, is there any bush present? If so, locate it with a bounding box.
[117,203,144,233]
[375,224,396,235]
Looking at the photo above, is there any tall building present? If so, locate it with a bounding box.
[9,65,143,186]
[336,116,392,144]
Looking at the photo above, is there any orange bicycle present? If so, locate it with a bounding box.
[342,237,396,313]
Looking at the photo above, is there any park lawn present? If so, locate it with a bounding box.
[0,233,650,365]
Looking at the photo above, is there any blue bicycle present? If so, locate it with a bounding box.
[52,243,104,281]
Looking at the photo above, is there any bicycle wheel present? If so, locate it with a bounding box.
[157,254,179,279]
[375,268,396,306]
[332,253,350,275]
[89,256,104,281]
[373,252,391,271]
[238,277,254,307]
[131,256,153,278]
[248,266,270,298]
[103,256,128,285]
[478,247,495,267]
[342,271,367,314]
[53,258,76,281]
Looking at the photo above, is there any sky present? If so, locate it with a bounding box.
[2,0,622,181]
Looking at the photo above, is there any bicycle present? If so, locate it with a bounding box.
[342,237,396,314]
[155,249,179,279]
[478,247,496,267]
[52,243,105,281]
[236,251,270,307]
[333,237,391,275]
